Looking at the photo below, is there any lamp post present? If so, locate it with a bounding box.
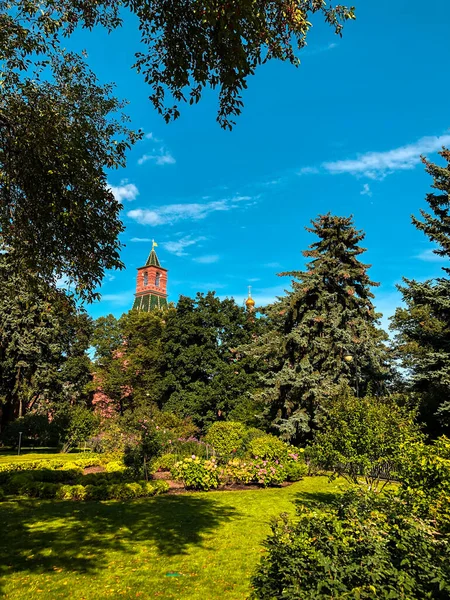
[18,431,23,456]
[343,353,359,398]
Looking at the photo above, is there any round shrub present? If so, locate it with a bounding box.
[204,421,247,460]
[172,457,220,491]
[284,460,308,482]
[248,434,291,461]
[6,473,34,495]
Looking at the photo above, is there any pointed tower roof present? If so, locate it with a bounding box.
[145,240,161,267]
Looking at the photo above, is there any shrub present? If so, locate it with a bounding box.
[252,460,287,487]
[248,434,291,461]
[0,487,5,501]
[399,436,450,534]
[151,453,178,473]
[105,460,126,473]
[172,456,220,491]
[308,394,423,490]
[251,488,450,599]
[221,459,255,485]
[204,421,247,460]
[284,460,308,482]
[124,426,163,479]
[220,459,288,487]
[6,473,34,495]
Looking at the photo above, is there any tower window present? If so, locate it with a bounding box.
[143,272,148,286]
[155,272,161,287]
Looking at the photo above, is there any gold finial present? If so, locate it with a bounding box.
[152,239,158,251]
[245,285,255,311]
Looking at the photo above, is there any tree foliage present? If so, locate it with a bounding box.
[248,214,389,442]
[392,150,450,436]
[0,253,93,430]
[2,1,355,129]
[161,292,264,429]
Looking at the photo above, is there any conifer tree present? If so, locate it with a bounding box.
[392,149,450,435]
[252,214,389,442]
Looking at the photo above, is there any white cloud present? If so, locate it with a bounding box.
[138,150,176,166]
[163,235,207,257]
[130,237,152,242]
[298,166,320,176]
[415,248,447,263]
[264,262,281,269]
[108,182,139,202]
[360,183,372,197]
[193,255,220,264]
[145,132,161,142]
[128,193,257,227]
[305,42,338,56]
[323,133,450,180]
[100,290,134,307]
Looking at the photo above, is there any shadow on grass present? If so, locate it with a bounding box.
[0,494,238,595]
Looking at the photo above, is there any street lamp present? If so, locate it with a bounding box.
[18,431,23,456]
[343,353,359,397]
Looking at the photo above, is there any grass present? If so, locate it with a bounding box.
[0,451,88,465]
[0,476,347,600]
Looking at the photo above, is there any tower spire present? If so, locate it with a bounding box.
[132,242,168,311]
[245,285,256,312]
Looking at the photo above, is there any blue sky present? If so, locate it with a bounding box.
[75,0,450,332]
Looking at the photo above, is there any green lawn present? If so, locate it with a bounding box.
[0,477,346,600]
[0,451,85,464]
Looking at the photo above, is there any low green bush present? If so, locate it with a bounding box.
[284,460,308,482]
[0,486,5,501]
[0,454,105,474]
[252,488,450,599]
[104,460,126,473]
[204,421,247,460]
[172,456,220,491]
[247,434,291,462]
[219,458,288,487]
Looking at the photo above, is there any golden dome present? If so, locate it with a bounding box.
[245,296,256,308]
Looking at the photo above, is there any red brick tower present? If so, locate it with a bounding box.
[132,241,168,311]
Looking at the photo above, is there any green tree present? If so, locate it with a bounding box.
[391,149,450,436]
[1,0,354,296]
[0,253,93,430]
[250,214,389,442]
[91,309,166,416]
[161,292,263,429]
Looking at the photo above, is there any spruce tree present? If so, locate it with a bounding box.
[392,149,450,435]
[252,214,388,442]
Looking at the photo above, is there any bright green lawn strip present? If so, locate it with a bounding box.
[0,452,88,465]
[0,476,347,600]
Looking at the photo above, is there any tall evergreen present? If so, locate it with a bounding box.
[251,214,388,442]
[392,150,450,435]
